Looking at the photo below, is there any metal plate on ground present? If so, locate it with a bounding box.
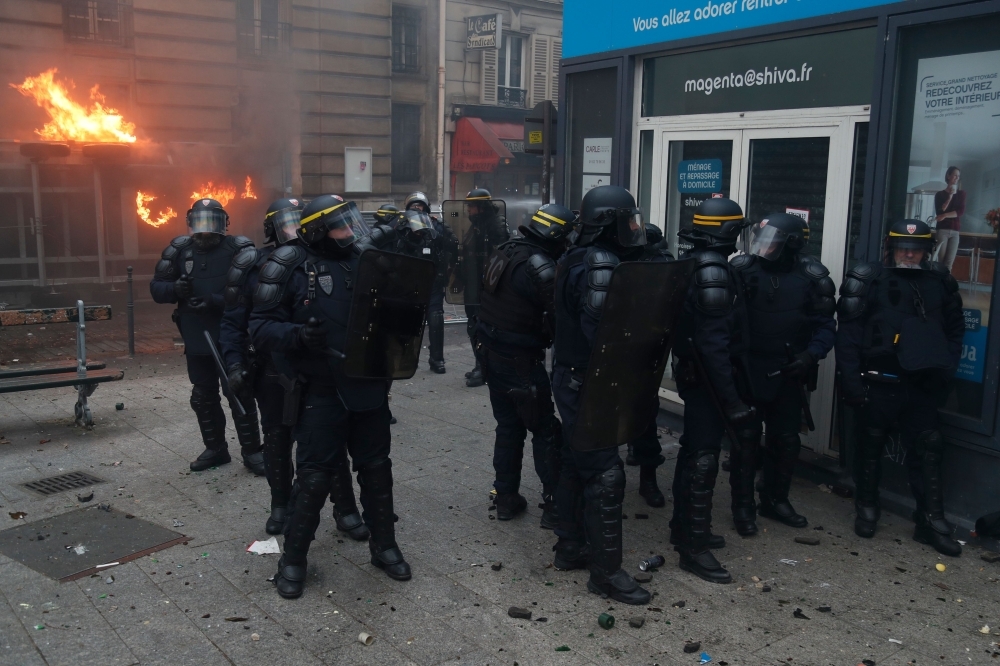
[0,507,186,582]
[22,471,105,497]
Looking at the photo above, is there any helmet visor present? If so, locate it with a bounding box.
[748,223,789,261]
[270,208,302,244]
[188,208,227,235]
[616,208,646,248]
[303,200,361,248]
[886,236,931,269]
[401,210,437,239]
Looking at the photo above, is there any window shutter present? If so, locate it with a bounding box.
[530,34,550,108]
[549,39,561,108]
[480,48,498,105]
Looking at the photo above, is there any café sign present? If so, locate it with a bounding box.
[467,13,502,50]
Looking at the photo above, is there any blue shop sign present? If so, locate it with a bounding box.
[958,324,987,384]
[678,159,723,192]
[564,0,898,58]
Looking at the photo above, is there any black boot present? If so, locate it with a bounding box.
[232,408,265,476]
[676,452,731,584]
[758,433,807,528]
[359,458,411,581]
[276,469,332,599]
[553,471,587,569]
[330,457,369,541]
[428,311,445,373]
[189,388,230,471]
[729,432,759,536]
[669,524,726,549]
[638,465,666,507]
[911,431,961,557]
[582,468,650,605]
[539,491,559,530]
[625,444,638,466]
[262,426,294,535]
[494,493,527,520]
[492,438,526,520]
[466,360,485,388]
[553,538,589,570]
[854,426,884,538]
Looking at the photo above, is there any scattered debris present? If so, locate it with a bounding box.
[34,624,44,630]
[9,511,27,520]
[888,638,903,645]
[672,600,686,608]
[793,608,810,620]
[225,617,249,622]
[860,660,876,666]
[639,555,666,571]
[172,520,184,528]
[635,572,652,583]
[73,544,88,555]
[598,613,615,629]
[981,625,991,634]
[39,439,50,445]
[684,641,701,653]
[358,632,374,646]
[935,563,946,572]
[105,576,114,584]
[761,585,772,593]
[933,582,949,591]
[795,536,820,546]
[491,562,502,571]
[554,646,570,652]
[98,503,111,512]
[628,616,645,629]
[250,633,260,641]
[981,551,1000,563]
[246,538,281,555]
[635,513,649,520]
[508,607,532,620]
[115,403,125,411]
[700,653,712,664]
[816,606,831,613]
[780,559,798,566]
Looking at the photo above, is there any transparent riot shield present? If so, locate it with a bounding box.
[570,259,696,451]
[441,199,508,306]
[343,249,436,380]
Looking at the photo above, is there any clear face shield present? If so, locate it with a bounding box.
[747,222,789,261]
[187,208,228,235]
[887,238,930,269]
[302,201,361,248]
[401,210,437,240]
[270,208,302,244]
[611,207,646,248]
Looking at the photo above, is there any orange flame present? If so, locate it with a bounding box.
[136,191,177,228]
[191,182,237,207]
[11,68,137,143]
[241,176,257,200]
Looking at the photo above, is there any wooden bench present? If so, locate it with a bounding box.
[0,301,124,427]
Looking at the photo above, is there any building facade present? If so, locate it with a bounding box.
[558,0,1000,526]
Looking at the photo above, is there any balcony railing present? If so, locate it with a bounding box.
[63,0,133,48]
[237,18,290,59]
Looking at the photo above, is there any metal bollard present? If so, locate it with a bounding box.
[126,266,135,358]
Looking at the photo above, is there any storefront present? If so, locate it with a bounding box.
[559,0,1000,525]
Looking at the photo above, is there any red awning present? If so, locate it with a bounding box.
[451,117,515,173]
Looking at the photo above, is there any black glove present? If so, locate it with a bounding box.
[174,276,193,300]
[781,351,816,380]
[227,363,249,397]
[298,317,326,351]
[186,297,211,314]
[725,401,756,425]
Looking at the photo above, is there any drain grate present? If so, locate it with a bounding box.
[22,471,105,497]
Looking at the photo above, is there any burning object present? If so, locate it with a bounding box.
[136,192,177,228]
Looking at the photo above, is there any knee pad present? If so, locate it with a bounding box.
[190,384,221,410]
[294,470,333,510]
[691,452,719,481]
[585,467,626,503]
[358,457,393,492]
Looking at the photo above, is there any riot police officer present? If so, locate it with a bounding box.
[476,203,576,527]
[463,189,510,388]
[551,185,650,605]
[669,198,754,584]
[836,219,964,556]
[625,223,675,507]
[150,198,263,473]
[405,192,457,374]
[250,194,410,599]
[373,204,400,228]
[728,213,837,536]
[219,198,369,541]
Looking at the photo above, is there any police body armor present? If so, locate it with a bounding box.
[554,245,616,372]
[225,245,274,311]
[156,235,252,355]
[255,244,386,411]
[840,262,958,372]
[479,240,554,348]
[442,200,509,305]
[730,253,834,402]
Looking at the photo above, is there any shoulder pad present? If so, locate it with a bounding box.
[693,261,733,316]
[846,261,880,282]
[694,249,730,269]
[525,252,557,291]
[227,235,254,252]
[925,261,960,292]
[812,275,837,317]
[224,247,261,308]
[254,248,304,309]
[836,264,878,322]
[729,254,755,271]
[585,248,621,271]
[231,246,259,271]
[799,255,831,281]
[153,258,178,281]
[161,235,191,262]
[269,244,307,268]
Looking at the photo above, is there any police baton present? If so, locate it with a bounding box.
[203,331,247,416]
[686,338,743,448]
[785,343,816,432]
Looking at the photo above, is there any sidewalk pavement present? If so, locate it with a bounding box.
[1,335,999,666]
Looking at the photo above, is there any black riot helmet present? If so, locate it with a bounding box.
[404,191,431,213]
[679,197,746,250]
[187,197,228,236]
[746,212,806,262]
[885,218,935,269]
[577,185,646,249]
[374,204,400,227]
[263,197,303,246]
[298,194,360,250]
[398,209,437,241]
[520,204,576,247]
[644,223,666,249]
[466,188,499,224]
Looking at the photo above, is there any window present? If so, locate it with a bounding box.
[392,6,421,73]
[237,0,289,58]
[63,0,133,47]
[392,104,421,183]
[498,35,524,89]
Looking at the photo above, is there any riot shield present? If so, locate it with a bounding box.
[441,199,508,306]
[570,259,695,451]
[343,249,436,380]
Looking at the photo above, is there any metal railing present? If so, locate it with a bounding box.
[63,0,134,47]
[237,18,291,58]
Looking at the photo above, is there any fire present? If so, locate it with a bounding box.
[191,182,237,207]
[11,68,137,143]
[136,191,177,228]
[241,176,257,200]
